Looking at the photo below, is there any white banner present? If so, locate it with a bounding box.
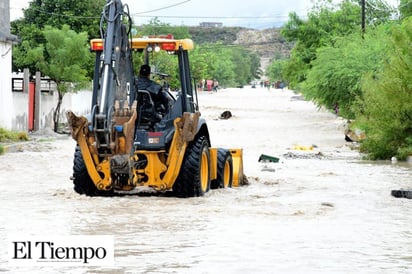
[7,235,114,266]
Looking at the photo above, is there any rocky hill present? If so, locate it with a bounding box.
[188,26,293,71]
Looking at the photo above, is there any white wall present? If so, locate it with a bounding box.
[0,42,13,129]
[11,89,92,131]
[11,92,27,131]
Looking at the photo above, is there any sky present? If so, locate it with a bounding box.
[9,0,400,29]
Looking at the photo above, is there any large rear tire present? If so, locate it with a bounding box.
[211,148,233,189]
[173,136,211,198]
[72,146,112,197]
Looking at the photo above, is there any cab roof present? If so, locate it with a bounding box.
[90,36,194,52]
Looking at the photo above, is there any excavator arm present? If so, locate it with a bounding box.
[67,0,136,190]
[93,0,135,152]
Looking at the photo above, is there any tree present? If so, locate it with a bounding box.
[150,51,180,89]
[301,25,390,118]
[11,0,105,74]
[190,45,211,86]
[190,43,260,87]
[354,18,412,160]
[399,0,412,19]
[210,45,235,86]
[16,0,105,38]
[138,17,191,39]
[24,25,91,132]
[280,0,392,89]
[231,47,261,85]
[266,59,287,82]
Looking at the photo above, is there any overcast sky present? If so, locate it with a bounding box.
[10,0,400,29]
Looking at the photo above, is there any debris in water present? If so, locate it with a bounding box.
[391,189,412,199]
[258,154,279,163]
[219,110,232,119]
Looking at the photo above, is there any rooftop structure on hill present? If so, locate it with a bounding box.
[199,22,223,28]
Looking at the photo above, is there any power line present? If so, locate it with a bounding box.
[12,7,307,27]
[133,14,292,19]
[365,0,396,12]
[132,0,191,15]
[10,0,193,20]
[26,7,100,19]
[24,6,299,21]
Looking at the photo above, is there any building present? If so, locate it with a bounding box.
[0,0,19,129]
[199,22,223,28]
[0,0,93,133]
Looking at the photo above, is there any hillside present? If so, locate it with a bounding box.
[188,26,293,71]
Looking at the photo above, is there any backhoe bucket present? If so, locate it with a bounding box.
[229,148,244,187]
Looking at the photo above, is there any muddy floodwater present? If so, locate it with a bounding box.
[1,87,412,273]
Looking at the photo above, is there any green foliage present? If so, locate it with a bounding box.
[0,128,28,155]
[354,18,412,160]
[12,23,45,73]
[248,52,262,81]
[13,40,45,73]
[280,1,361,88]
[21,25,92,132]
[11,0,105,74]
[138,18,191,39]
[150,51,180,89]
[208,44,235,86]
[0,128,29,142]
[280,0,392,89]
[302,25,390,118]
[38,25,91,89]
[190,46,211,84]
[189,43,260,87]
[16,0,105,38]
[273,0,411,160]
[399,0,412,19]
[266,59,287,82]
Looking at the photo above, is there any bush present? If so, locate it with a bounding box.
[355,19,412,160]
[0,128,29,142]
[302,26,390,119]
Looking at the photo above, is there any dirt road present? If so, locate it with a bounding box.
[1,87,412,273]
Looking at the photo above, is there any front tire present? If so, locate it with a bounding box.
[173,136,211,197]
[72,146,112,196]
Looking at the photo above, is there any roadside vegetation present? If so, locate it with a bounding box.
[0,128,29,155]
[266,0,412,160]
[0,128,29,142]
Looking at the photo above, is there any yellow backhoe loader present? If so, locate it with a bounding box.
[66,0,243,197]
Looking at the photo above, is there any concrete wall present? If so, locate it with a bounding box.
[0,0,14,130]
[0,42,13,129]
[11,92,27,131]
[1,0,22,130]
[11,89,92,131]
[0,0,10,32]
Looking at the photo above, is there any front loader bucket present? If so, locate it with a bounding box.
[229,148,244,187]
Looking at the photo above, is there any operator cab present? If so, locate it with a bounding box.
[89,35,197,149]
[134,64,174,128]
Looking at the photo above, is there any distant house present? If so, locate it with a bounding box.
[0,0,19,129]
[199,22,223,28]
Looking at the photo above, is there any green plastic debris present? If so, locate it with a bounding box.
[258,154,279,163]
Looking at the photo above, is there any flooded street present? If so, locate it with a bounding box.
[1,87,412,273]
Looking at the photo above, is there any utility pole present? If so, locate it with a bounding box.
[361,0,366,37]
